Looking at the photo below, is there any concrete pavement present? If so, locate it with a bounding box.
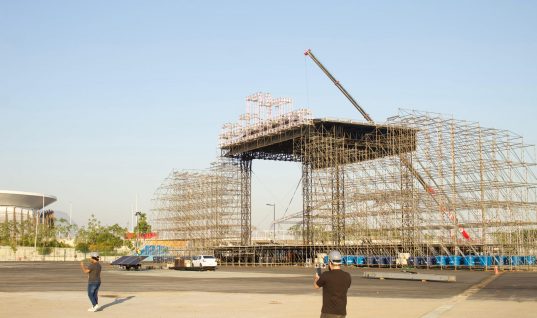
[0,262,535,317]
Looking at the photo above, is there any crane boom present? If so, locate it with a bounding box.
[304,49,471,241]
[304,49,373,122]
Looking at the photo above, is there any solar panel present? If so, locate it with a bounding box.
[111,255,148,266]
[113,256,133,265]
[126,256,141,265]
[111,256,130,265]
[123,256,138,265]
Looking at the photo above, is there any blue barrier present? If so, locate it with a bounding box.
[492,256,506,265]
[435,256,448,266]
[463,256,476,266]
[356,256,366,265]
[447,256,462,266]
[476,256,493,266]
[318,254,536,267]
[368,256,380,265]
[323,255,367,265]
[342,255,355,265]
[524,256,534,265]
[490,255,537,266]
[381,256,393,265]
[510,256,524,266]
[415,256,436,266]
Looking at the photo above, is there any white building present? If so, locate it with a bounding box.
[0,190,57,223]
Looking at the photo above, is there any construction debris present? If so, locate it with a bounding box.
[363,271,456,282]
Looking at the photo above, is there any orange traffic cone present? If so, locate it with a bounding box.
[494,265,499,275]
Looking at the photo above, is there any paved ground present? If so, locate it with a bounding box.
[0,262,535,317]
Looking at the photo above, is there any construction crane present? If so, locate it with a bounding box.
[304,49,373,122]
[304,49,471,241]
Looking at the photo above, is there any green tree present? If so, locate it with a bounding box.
[0,221,11,245]
[133,212,152,235]
[75,242,90,253]
[287,224,332,243]
[74,214,129,255]
[54,218,77,240]
[0,214,74,250]
[18,219,37,246]
[288,224,302,240]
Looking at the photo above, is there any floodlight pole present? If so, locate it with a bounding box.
[68,202,72,240]
[34,210,38,251]
[34,195,44,253]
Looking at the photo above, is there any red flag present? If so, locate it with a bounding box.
[460,228,470,240]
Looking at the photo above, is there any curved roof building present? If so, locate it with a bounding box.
[0,190,57,209]
[0,190,57,223]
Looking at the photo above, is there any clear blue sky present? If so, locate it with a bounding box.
[1,1,536,231]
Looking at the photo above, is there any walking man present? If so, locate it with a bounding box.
[80,252,102,312]
[314,250,352,318]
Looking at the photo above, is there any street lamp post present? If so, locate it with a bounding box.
[135,211,142,254]
[266,203,275,242]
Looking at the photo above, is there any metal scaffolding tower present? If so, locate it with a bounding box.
[151,93,537,267]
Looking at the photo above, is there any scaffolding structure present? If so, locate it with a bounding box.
[382,109,537,255]
[219,92,312,149]
[151,159,242,255]
[151,93,537,267]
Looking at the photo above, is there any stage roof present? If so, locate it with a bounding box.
[221,118,417,164]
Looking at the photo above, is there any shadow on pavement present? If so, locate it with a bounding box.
[99,295,135,310]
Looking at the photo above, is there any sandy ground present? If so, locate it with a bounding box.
[2,290,536,318]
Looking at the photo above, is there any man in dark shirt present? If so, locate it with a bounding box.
[314,250,352,318]
[80,252,102,312]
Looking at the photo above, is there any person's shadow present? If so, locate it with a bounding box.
[99,296,135,311]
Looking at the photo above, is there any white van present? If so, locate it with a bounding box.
[191,255,218,271]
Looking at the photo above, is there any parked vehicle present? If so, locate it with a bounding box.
[171,255,217,271]
[192,255,218,271]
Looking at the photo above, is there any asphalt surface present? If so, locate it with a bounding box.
[469,271,537,301]
[0,261,513,300]
[2,262,536,318]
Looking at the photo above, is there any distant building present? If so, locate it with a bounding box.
[0,190,57,224]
